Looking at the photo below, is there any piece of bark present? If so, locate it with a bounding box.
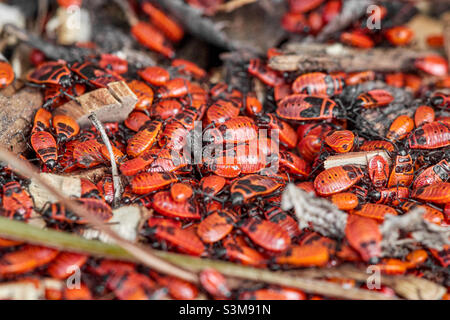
[443,12,450,65]
[29,173,81,210]
[269,43,439,73]
[0,87,43,153]
[53,81,137,128]
[324,151,391,170]
[82,205,144,243]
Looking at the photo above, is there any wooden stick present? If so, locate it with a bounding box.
[0,217,396,300]
[324,151,391,170]
[88,113,122,207]
[269,43,439,73]
[443,12,450,65]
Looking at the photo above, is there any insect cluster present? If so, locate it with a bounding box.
[0,0,448,300]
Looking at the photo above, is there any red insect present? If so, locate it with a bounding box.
[352,203,398,222]
[152,191,199,219]
[340,31,374,48]
[80,178,101,199]
[279,150,310,176]
[277,94,340,121]
[47,252,88,279]
[354,89,394,109]
[32,108,52,134]
[230,174,282,205]
[156,78,189,99]
[27,61,72,87]
[368,155,389,188]
[329,192,360,211]
[240,287,306,300]
[429,245,449,268]
[244,92,263,116]
[414,105,435,127]
[197,210,237,243]
[142,2,184,42]
[275,244,329,267]
[345,215,382,263]
[369,187,409,206]
[324,130,355,153]
[387,151,414,187]
[412,182,450,204]
[199,268,231,299]
[145,218,204,256]
[281,12,309,34]
[30,131,58,170]
[292,72,344,97]
[430,92,449,109]
[409,121,450,150]
[264,207,301,238]
[207,116,258,144]
[150,99,183,120]
[257,113,298,148]
[289,0,324,13]
[70,61,123,88]
[206,99,240,124]
[247,59,284,86]
[131,172,177,195]
[170,183,193,202]
[322,0,341,24]
[72,139,105,169]
[42,198,112,226]
[385,26,414,46]
[52,114,80,143]
[345,71,375,86]
[360,140,395,152]
[127,119,162,157]
[314,165,364,196]
[240,218,290,252]
[0,61,14,88]
[98,53,128,74]
[413,159,450,189]
[401,202,444,225]
[221,236,266,267]
[172,59,206,79]
[0,245,58,276]
[414,55,448,76]
[199,175,226,198]
[131,21,174,58]
[2,181,33,221]
[386,115,414,141]
[151,273,198,300]
[97,176,114,204]
[63,283,93,300]
[127,80,154,111]
[138,66,170,86]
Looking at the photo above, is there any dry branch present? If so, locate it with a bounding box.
[269,43,439,73]
[0,217,397,300]
[53,81,137,128]
[324,151,391,170]
[88,113,122,206]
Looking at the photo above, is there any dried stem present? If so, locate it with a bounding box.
[0,147,198,283]
[0,217,396,300]
[88,113,122,207]
[216,0,258,13]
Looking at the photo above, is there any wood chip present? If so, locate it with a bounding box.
[324,151,391,170]
[29,173,81,210]
[82,205,143,244]
[65,166,108,183]
[53,81,137,128]
[0,87,43,153]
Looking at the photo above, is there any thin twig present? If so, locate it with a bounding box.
[88,113,122,207]
[0,147,198,283]
[216,0,258,13]
[0,217,396,300]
